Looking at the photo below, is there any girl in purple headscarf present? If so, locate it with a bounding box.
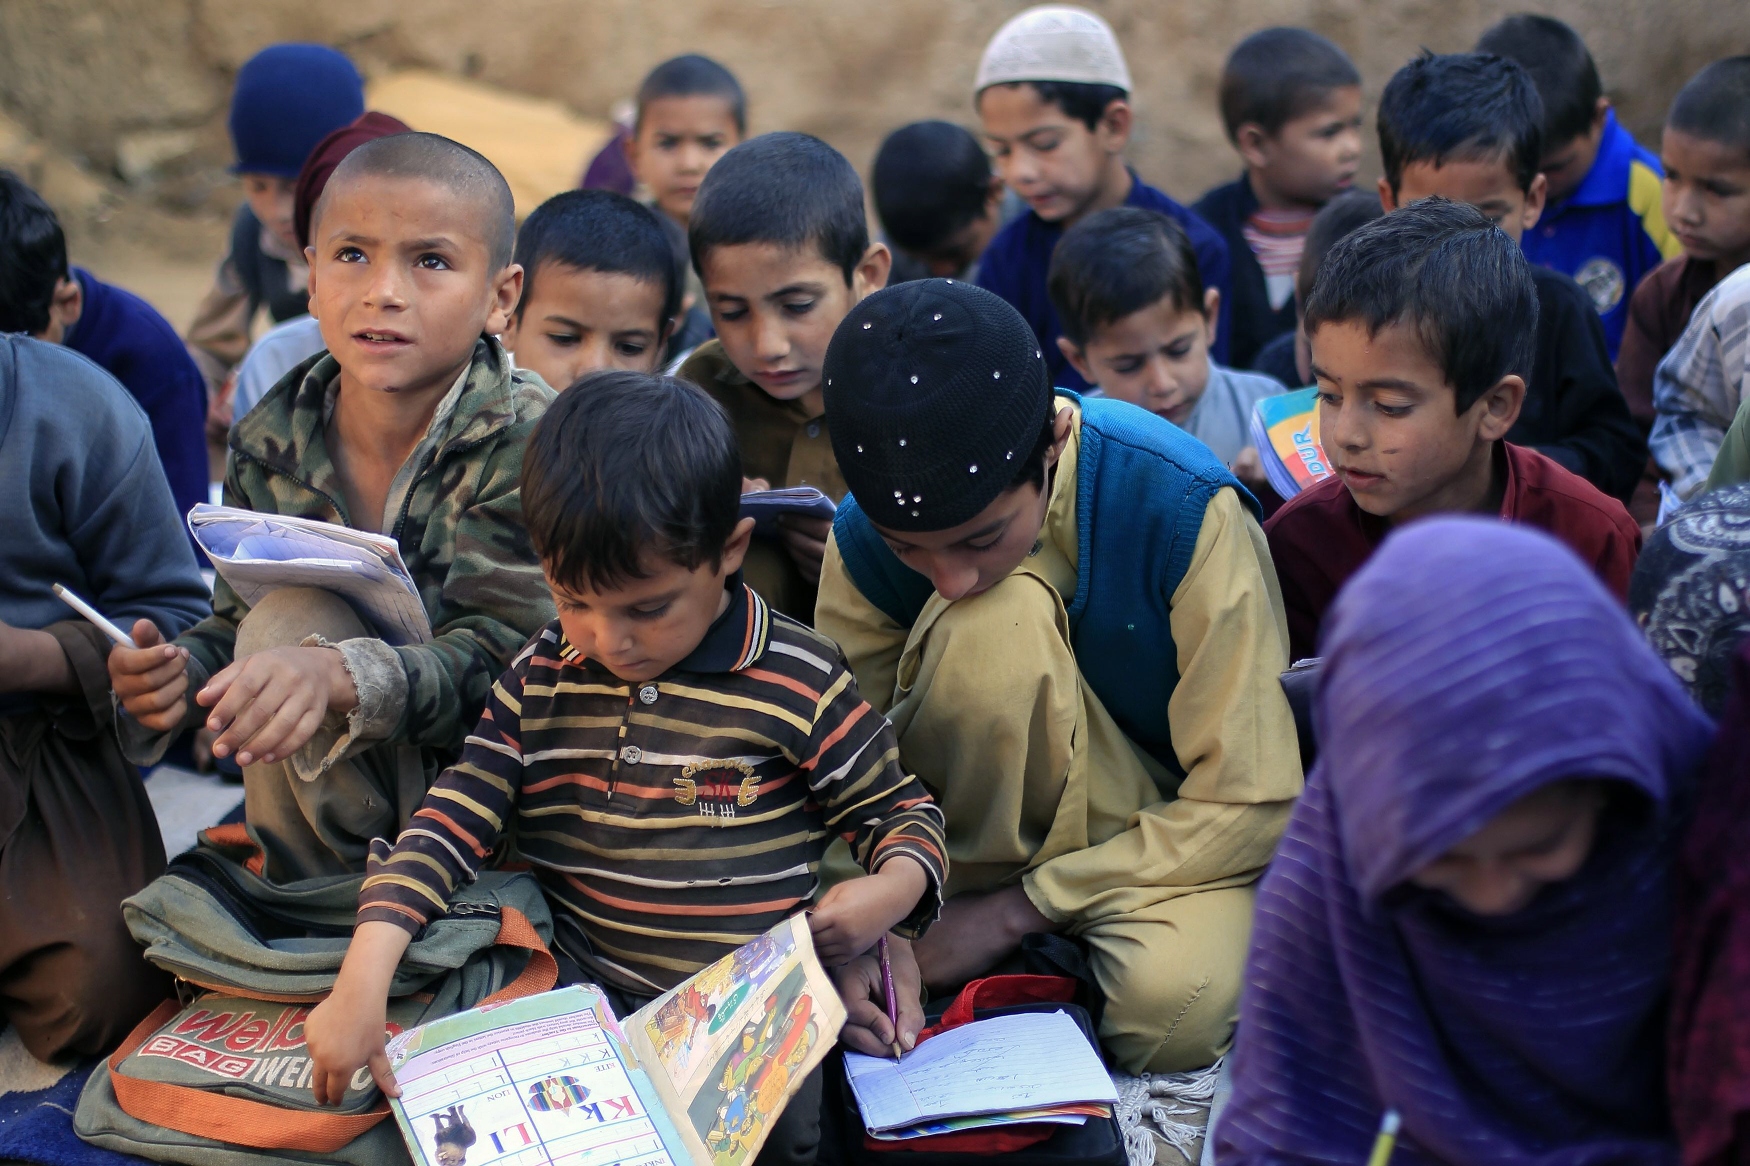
[1216,517,1715,1166]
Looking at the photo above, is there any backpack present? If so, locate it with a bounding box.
[74,828,557,1165]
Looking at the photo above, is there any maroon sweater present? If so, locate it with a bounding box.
[1265,442,1643,661]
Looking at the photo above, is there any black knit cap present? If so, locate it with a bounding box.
[822,279,1051,531]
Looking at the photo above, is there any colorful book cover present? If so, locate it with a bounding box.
[1249,387,1334,499]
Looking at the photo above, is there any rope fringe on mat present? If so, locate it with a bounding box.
[1113,1056,1223,1166]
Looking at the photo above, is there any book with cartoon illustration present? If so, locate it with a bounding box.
[385,914,844,1166]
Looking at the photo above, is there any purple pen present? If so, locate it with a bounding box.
[878,934,903,1060]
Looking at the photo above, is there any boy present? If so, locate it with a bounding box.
[110,134,556,882]
[501,189,680,390]
[1619,58,1750,441]
[1651,263,1750,501]
[973,5,1233,390]
[1049,206,1283,469]
[185,43,365,396]
[1265,200,1642,662]
[1192,28,1364,371]
[1250,188,1383,389]
[678,132,891,619]
[304,373,947,1162]
[0,170,207,530]
[1476,15,1680,357]
[0,336,210,1061]
[873,120,1009,282]
[625,54,746,231]
[1375,51,1645,503]
[815,278,1302,1076]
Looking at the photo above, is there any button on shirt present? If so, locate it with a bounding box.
[359,578,947,994]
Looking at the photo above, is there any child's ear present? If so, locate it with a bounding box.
[1521,173,1548,233]
[1234,123,1272,171]
[1202,287,1222,349]
[984,174,1007,216]
[486,263,525,337]
[1057,336,1096,387]
[1097,99,1133,152]
[853,242,892,300]
[1476,374,1526,441]
[719,516,757,576]
[1376,175,1400,212]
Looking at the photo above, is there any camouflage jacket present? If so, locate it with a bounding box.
[171,336,556,762]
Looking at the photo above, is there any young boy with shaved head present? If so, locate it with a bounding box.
[110,133,557,881]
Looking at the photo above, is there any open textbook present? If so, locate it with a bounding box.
[385,915,843,1166]
[1249,387,1334,500]
[187,503,431,645]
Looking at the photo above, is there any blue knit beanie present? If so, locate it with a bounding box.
[228,44,365,177]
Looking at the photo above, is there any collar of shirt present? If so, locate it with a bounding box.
[1559,110,1639,211]
[559,574,773,679]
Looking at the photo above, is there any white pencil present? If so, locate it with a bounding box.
[51,584,137,649]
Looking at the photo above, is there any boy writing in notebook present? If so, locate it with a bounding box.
[501,189,681,390]
[305,372,947,1162]
[677,133,891,619]
[1374,51,1645,503]
[109,134,556,882]
[1264,199,1642,662]
[973,4,1232,390]
[1192,28,1364,371]
[816,279,1301,1076]
[1476,15,1680,358]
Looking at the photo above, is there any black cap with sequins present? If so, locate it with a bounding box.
[821,279,1052,531]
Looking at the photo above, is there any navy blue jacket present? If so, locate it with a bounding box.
[977,172,1232,392]
[64,269,209,529]
[1191,174,1300,372]
[833,393,1255,774]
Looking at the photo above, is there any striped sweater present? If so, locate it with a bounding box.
[359,579,946,993]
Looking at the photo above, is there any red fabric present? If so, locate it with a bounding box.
[292,111,413,251]
[862,975,1081,1156]
[1670,640,1750,1166]
[1265,442,1644,661]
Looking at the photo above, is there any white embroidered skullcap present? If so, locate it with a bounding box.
[975,6,1132,94]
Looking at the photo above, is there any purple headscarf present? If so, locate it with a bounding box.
[1217,518,1714,1166]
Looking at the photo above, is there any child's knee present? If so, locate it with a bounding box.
[235,586,369,658]
[7,927,170,1061]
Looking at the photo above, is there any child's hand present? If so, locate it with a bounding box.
[831,938,924,1058]
[109,620,193,732]
[777,514,831,584]
[199,646,358,767]
[808,856,928,966]
[306,921,411,1106]
[1231,446,1266,490]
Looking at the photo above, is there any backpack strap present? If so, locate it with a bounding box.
[832,497,934,629]
[479,904,558,1005]
[106,1002,391,1151]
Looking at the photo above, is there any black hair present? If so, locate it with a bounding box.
[688,132,869,284]
[514,190,681,329]
[979,81,1128,133]
[1377,52,1544,196]
[872,121,993,254]
[521,370,742,593]
[0,170,68,335]
[1048,207,1203,349]
[1297,187,1384,303]
[1218,27,1361,141]
[1668,56,1750,159]
[1304,197,1538,414]
[1007,414,1060,493]
[1474,15,1603,147]
[636,54,747,136]
[315,132,516,269]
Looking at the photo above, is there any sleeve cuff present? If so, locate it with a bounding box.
[874,845,945,939]
[356,905,428,937]
[314,635,409,742]
[1019,871,1074,928]
[114,655,212,766]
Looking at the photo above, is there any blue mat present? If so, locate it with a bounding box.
[0,1062,148,1165]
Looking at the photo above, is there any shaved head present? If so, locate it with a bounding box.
[312,131,516,268]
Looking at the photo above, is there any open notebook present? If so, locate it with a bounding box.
[187,504,431,645]
[386,915,842,1166]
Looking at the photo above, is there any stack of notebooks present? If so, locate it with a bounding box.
[843,1011,1117,1141]
[1249,387,1335,500]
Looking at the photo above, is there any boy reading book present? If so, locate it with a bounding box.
[305,371,947,1165]
[109,133,556,882]
[1264,199,1642,662]
[815,278,1301,1076]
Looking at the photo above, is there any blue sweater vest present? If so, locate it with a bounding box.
[833,393,1257,774]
